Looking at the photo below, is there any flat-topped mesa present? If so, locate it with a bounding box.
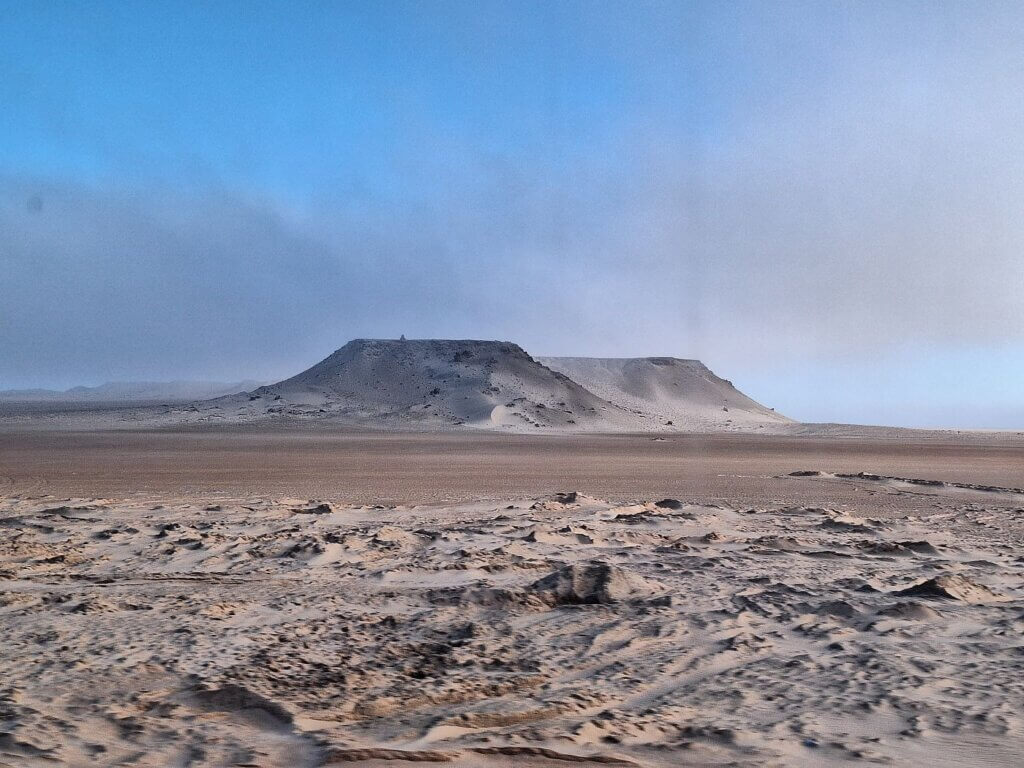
[536,356,791,430]
[226,340,791,432]
[254,338,636,430]
[277,339,534,390]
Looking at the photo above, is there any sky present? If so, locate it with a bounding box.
[1,0,1023,429]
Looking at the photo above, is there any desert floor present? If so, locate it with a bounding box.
[4,429,1024,505]
[2,429,1023,766]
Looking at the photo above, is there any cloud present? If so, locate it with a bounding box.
[2,0,1023,430]
[3,60,1024,390]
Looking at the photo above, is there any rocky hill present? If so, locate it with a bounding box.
[239,339,639,430]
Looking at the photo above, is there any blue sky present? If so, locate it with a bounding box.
[2,1,1023,428]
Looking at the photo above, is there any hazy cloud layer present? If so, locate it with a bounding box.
[2,1,1023,427]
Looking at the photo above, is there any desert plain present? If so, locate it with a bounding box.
[2,424,1024,768]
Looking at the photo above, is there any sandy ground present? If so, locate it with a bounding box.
[3,429,1024,505]
[2,429,1024,766]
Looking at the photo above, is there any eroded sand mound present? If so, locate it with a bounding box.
[893,573,1003,603]
[528,561,662,605]
[537,356,791,431]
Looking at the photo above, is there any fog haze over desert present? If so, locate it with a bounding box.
[3,2,1024,767]
[4,1,1024,429]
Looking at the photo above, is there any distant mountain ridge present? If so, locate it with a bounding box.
[0,380,263,402]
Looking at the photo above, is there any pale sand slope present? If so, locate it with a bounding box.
[538,357,792,432]
[2,476,1023,766]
